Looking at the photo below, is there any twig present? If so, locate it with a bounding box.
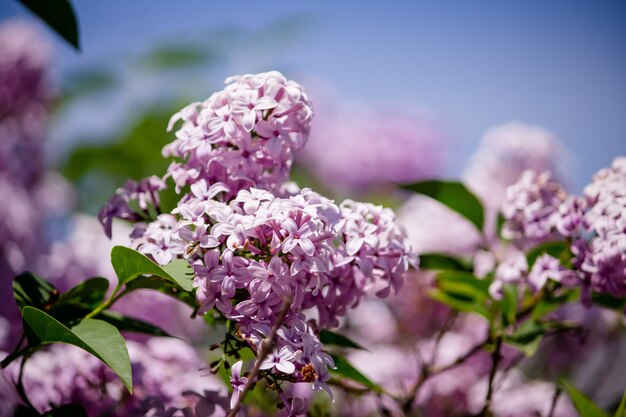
[547,386,561,417]
[16,354,36,412]
[480,335,502,416]
[226,298,292,417]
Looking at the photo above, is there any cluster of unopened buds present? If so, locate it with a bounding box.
[492,157,626,300]
[100,71,416,410]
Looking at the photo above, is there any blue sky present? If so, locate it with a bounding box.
[2,0,625,190]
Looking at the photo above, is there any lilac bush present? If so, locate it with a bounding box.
[1,34,624,416]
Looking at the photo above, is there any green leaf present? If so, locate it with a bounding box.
[561,380,609,417]
[428,288,492,319]
[62,69,118,103]
[124,276,196,308]
[319,330,366,350]
[418,253,472,271]
[436,271,491,294]
[531,289,580,321]
[329,354,382,393]
[614,388,626,417]
[500,284,518,327]
[19,0,80,49]
[402,180,484,231]
[56,277,109,309]
[503,321,544,356]
[111,246,194,291]
[138,45,217,70]
[43,404,88,417]
[592,293,626,311]
[96,311,171,337]
[21,306,132,392]
[13,272,58,311]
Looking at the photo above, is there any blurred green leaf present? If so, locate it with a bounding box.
[503,320,544,356]
[60,107,176,214]
[531,289,580,321]
[419,253,472,271]
[19,0,80,49]
[320,330,366,351]
[62,69,118,102]
[21,306,132,392]
[428,288,491,319]
[561,380,609,417]
[402,180,484,232]
[592,293,626,311]
[329,354,382,393]
[500,284,518,326]
[138,45,217,70]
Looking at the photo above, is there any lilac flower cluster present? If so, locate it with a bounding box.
[0,20,53,188]
[0,20,58,350]
[163,71,313,198]
[102,72,416,407]
[130,186,414,396]
[1,338,228,417]
[501,170,568,250]
[495,157,626,298]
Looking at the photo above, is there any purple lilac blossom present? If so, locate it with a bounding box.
[2,338,227,417]
[0,20,53,189]
[464,122,567,219]
[0,20,56,350]
[501,170,568,250]
[101,72,418,407]
[298,100,446,192]
[578,157,626,297]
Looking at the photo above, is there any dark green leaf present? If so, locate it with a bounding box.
[402,180,484,231]
[496,212,507,240]
[111,246,193,291]
[418,254,472,271]
[19,0,80,49]
[124,276,196,308]
[503,321,544,356]
[21,306,132,392]
[96,311,171,337]
[319,330,366,350]
[500,284,518,327]
[329,354,382,393]
[43,404,88,417]
[56,277,109,309]
[13,272,58,311]
[561,380,608,417]
[592,293,626,311]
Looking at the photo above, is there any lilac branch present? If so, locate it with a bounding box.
[226,298,292,417]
